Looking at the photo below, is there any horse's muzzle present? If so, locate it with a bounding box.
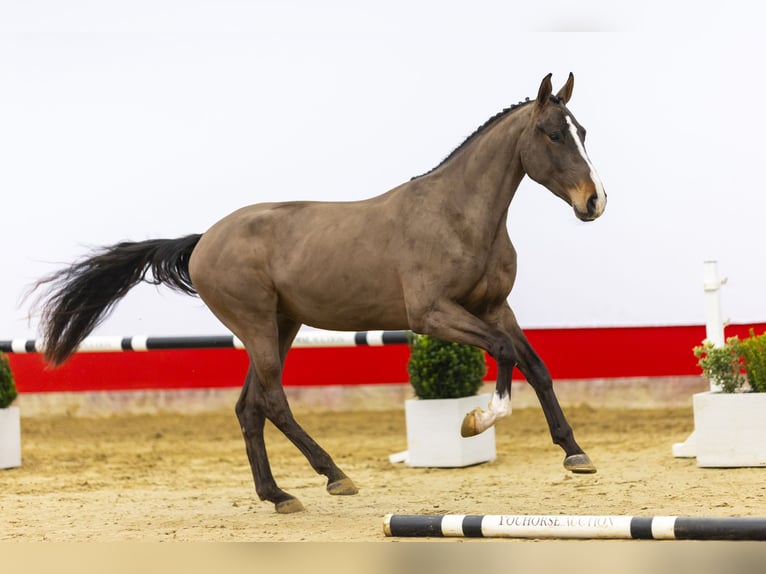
[575,190,607,222]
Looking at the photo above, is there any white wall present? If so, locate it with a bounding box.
[2,1,764,339]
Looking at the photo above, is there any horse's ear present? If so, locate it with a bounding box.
[536,73,553,108]
[556,72,575,104]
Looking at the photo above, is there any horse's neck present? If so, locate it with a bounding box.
[420,110,528,238]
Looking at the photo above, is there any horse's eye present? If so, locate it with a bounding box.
[548,132,561,143]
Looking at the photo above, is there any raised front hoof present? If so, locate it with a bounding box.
[564,453,597,474]
[327,477,359,496]
[460,408,483,437]
[275,497,306,514]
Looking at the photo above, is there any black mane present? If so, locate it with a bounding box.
[411,95,562,181]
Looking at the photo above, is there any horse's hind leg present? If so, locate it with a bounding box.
[269,317,357,496]
[236,367,304,513]
[260,381,358,498]
[236,317,357,513]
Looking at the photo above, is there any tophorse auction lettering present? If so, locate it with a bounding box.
[498,515,615,528]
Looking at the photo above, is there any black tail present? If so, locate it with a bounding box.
[31,234,202,366]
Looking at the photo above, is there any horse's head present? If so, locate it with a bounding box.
[520,73,607,222]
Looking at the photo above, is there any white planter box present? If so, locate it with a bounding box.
[0,406,21,469]
[693,391,766,467]
[404,393,496,468]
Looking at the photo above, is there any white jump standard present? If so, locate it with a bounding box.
[383,514,766,540]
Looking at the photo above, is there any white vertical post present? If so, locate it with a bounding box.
[702,261,725,392]
[672,260,726,458]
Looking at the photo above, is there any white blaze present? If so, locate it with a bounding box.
[566,115,606,214]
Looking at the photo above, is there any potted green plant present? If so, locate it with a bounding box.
[0,351,21,469]
[401,334,495,467]
[688,330,766,467]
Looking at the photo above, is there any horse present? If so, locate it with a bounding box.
[30,73,606,514]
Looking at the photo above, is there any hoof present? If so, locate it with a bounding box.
[327,477,358,496]
[460,408,481,437]
[275,497,305,514]
[564,453,597,474]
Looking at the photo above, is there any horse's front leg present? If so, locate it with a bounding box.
[460,348,515,437]
[407,300,517,437]
[501,305,596,474]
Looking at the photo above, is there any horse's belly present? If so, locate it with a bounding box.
[275,270,409,331]
[278,288,409,331]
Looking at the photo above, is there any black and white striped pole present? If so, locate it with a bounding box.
[383,514,766,540]
[0,330,411,354]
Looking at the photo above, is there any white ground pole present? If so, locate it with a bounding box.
[672,260,726,458]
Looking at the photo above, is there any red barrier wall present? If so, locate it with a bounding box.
[9,323,765,393]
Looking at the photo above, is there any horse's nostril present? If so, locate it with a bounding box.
[586,193,599,216]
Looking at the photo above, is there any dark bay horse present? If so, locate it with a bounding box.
[31,73,606,514]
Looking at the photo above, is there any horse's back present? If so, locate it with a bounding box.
[189,197,411,331]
